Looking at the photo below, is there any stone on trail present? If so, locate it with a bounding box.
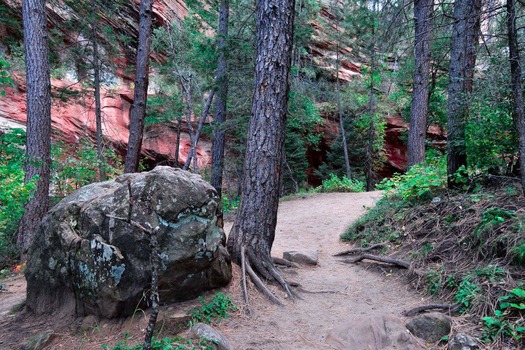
[406,312,452,343]
[324,315,424,349]
[447,333,480,350]
[283,250,318,265]
[188,323,233,350]
[25,166,232,319]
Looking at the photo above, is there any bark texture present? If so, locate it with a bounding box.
[211,0,230,197]
[446,0,481,186]
[124,0,154,173]
[17,0,52,256]
[407,0,433,167]
[507,0,525,194]
[227,0,295,297]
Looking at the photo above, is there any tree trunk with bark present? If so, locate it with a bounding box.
[446,0,481,187]
[17,0,52,257]
[507,0,525,194]
[124,0,154,173]
[407,0,433,167]
[211,0,230,197]
[227,0,295,303]
[90,0,106,181]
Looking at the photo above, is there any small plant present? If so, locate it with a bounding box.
[453,278,480,313]
[221,194,239,214]
[476,207,515,234]
[482,288,525,344]
[475,265,506,283]
[101,336,214,350]
[188,292,237,325]
[318,173,365,193]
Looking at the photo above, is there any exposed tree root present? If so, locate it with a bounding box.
[239,245,297,307]
[402,303,462,317]
[334,243,387,257]
[289,282,342,295]
[272,257,299,268]
[340,253,411,269]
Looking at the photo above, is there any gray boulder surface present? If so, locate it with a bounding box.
[406,312,452,343]
[25,167,232,318]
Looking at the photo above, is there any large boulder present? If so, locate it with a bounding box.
[25,166,232,319]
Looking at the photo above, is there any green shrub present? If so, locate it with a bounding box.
[0,129,37,265]
[318,173,365,193]
[51,140,122,199]
[377,153,447,202]
[188,292,237,325]
[482,288,525,344]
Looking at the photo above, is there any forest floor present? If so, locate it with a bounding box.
[0,192,463,349]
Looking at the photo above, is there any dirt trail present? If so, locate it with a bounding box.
[0,192,432,349]
[220,192,428,349]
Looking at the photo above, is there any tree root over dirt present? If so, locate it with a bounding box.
[240,245,298,307]
[333,243,387,257]
[402,303,462,317]
[339,253,411,269]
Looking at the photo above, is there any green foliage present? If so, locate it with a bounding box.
[476,208,516,234]
[318,173,365,193]
[482,288,525,344]
[0,58,13,96]
[101,336,214,350]
[341,196,406,245]
[377,153,447,202]
[221,194,239,214]
[0,129,37,265]
[453,278,481,312]
[51,141,122,199]
[188,292,237,325]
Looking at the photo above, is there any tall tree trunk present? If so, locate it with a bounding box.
[174,117,181,167]
[227,0,295,303]
[183,91,216,172]
[407,0,433,167]
[90,0,106,181]
[365,0,378,192]
[446,0,481,187]
[507,0,525,194]
[17,0,52,257]
[124,0,154,173]
[332,0,351,179]
[211,0,230,197]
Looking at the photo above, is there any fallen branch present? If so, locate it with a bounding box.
[402,303,462,317]
[341,253,411,269]
[334,243,387,257]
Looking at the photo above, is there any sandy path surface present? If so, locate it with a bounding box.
[220,192,428,349]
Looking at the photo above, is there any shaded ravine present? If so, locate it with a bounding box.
[221,192,429,349]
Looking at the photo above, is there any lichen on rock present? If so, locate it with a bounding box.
[25,166,232,319]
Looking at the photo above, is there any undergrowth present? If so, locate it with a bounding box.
[102,336,214,350]
[102,292,236,350]
[343,160,525,348]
